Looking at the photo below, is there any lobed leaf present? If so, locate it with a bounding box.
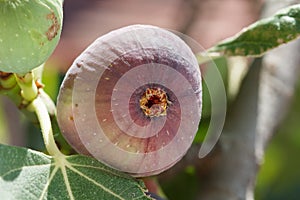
[208,4,300,56]
[0,144,152,200]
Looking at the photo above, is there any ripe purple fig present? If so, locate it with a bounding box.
[56,25,202,177]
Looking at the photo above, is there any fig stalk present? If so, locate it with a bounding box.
[27,96,62,156]
[15,73,38,102]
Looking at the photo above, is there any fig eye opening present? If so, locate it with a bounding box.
[139,87,170,117]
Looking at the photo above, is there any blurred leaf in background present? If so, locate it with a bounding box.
[0,98,9,144]
[256,79,300,200]
[43,62,61,101]
[161,166,199,200]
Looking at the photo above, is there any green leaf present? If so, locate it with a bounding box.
[0,144,152,200]
[208,4,300,56]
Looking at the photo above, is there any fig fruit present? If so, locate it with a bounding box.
[0,0,63,74]
[56,25,202,177]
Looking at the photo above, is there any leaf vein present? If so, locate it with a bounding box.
[38,166,59,200]
[67,164,126,200]
[0,163,54,178]
[61,163,75,200]
[69,163,132,180]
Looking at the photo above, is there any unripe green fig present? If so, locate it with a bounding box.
[0,0,63,74]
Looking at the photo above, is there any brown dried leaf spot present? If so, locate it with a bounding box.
[46,12,60,41]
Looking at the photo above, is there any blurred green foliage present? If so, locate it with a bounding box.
[256,79,300,200]
[161,167,199,200]
[0,98,8,144]
[42,62,61,101]
[201,57,228,119]
[195,56,228,143]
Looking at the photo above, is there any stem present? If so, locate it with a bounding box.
[28,96,62,156]
[15,73,38,102]
[39,89,56,116]
[2,71,64,156]
[0,73,22,106]
[0,72,16,89]
[143,177,167,199]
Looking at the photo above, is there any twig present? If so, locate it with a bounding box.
[27,96,62,156]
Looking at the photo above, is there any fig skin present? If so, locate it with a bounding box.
[57,25,202,177]
[0,0,63,74]
[56,72,91,156]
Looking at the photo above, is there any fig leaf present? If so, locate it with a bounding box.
[0,144,152,200]
[208,4,300,57]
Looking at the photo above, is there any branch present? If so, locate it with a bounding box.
[196,59,261,200]
[160,3,300,199]
[255,0,300,164]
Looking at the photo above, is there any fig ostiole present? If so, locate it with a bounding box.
[57,25,202,177]
[0,0,63,74]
